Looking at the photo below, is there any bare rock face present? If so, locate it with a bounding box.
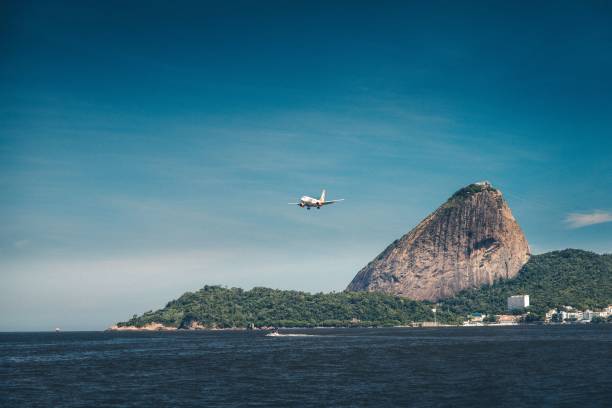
[347,181,530,301]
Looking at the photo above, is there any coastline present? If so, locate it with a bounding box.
[106,322,577,332]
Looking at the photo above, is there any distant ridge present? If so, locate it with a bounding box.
[347,181,531,301]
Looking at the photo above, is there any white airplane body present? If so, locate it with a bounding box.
[289,189,344,209]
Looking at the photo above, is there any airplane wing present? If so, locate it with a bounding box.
[321,199,344,205]
[288,202,300,205]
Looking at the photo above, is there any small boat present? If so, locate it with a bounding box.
[55,328,61,333]
[265,328,280,337]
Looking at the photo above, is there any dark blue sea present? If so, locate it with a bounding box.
[1,325,610,407]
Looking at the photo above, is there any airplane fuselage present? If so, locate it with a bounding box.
[290,189,343,209]
[299,196,322,208]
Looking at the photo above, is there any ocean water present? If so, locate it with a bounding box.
[1,326,610,407]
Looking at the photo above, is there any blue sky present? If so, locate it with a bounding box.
[1,1,611,330]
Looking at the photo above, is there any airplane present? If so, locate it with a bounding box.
[289,189,344,210]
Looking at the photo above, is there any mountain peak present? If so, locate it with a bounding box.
[347,181,530,301]
[449,181,497,199]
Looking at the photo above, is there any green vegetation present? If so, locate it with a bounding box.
[441,182,498,211]
[441,249,612,319]
[118,249,611,328]
[449,182,496,201]
[483,314,498,323]
[118,287,436,328]
[591,316,606,324]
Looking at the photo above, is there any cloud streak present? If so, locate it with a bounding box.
[565,211,612,228]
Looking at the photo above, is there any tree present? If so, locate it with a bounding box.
[551,313,563,323]
[524,312,543,323]
[483,315,498,323]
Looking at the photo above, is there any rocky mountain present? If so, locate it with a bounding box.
[347,181,531,301]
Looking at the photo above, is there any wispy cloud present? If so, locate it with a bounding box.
[565,211,612,228]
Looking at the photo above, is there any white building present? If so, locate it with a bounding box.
[507,295,530,311]
[579,307,610,321]
[545,309,557,322]
[545,305,610,323]
[561,310,583,321]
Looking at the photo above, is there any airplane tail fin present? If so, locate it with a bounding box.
[320,189,326,203]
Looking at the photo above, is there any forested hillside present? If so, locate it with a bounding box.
[441,249,612,317]
[117,249,611,328]
[118,287,437,328]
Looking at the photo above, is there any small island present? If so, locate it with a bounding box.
[113,249,612,330]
